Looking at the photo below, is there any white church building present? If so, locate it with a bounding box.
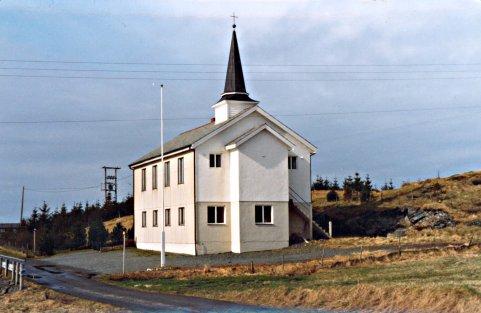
[129,26,323,255]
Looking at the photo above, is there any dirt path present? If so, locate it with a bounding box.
[24,259,309,312]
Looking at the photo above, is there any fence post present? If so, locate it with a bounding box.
[11,261,15,282]
[4,259,8,277]
[19,263,23,290]
[15,262,19,285]
[328,221,333,238]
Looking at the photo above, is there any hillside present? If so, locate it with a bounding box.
[313,170,481,240]
[103,215,134,233]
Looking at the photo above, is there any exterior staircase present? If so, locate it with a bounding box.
[289,187,330,239]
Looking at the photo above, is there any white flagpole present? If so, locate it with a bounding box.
[160,84,166,268]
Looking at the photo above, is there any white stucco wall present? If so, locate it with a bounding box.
[133,151,196,255]
[196,110,312,204]
[195,202,232,254]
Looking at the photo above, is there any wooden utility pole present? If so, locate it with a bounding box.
[20,186,25,224]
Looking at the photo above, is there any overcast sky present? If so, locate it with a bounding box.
[2,0,481,222]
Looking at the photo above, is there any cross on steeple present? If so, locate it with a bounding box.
[230,12,238,28]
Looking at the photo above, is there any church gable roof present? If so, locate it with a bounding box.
[225,124,294,151]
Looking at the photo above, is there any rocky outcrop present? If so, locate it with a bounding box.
[315,206,455,237]
[405,207,455,229]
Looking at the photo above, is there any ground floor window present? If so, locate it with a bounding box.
[255,205,273,224]
[178,207,185,226]
[207,206,225,224]
[165,208,171,226]
[153,210,158,227]
[141,211,147,227]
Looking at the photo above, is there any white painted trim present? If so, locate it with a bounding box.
[136,242,197,255]
[225,124,294,151]
[130,147,191,169]
[192,105,317,154]
[255,107,317,153]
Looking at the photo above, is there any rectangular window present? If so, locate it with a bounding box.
[141,211,147,227]
[164,208,171,226]
[255,205,273,224]
[141,168,146,191]
[164,162,170,187]
[178,207,185,226]
[288,156,297,170]
[209,154,221,168]
[207,206,225,224]
[153,210,158,227]
[178,158,184,184]
[152,165,158,189]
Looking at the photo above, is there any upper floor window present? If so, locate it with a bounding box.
[153,210,158,227]
[141,168,147,191]
[141,211,147,227]
[178,157,184,184]
[207,206,225,224]
[152,165,158,190]
[178,207,185,226]
[255,205,273,224]
[288,156,297,170]
[164,161,170,187]
[209,154,222,168]
[164,208,171,226]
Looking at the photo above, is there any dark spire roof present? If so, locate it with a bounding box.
[219,28,257,102]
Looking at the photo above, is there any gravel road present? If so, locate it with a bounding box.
[43,244,394,274]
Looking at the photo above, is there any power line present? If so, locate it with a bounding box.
[25,185,100,193]
[3,73,481,82]
[5,66,481,75]
[3,58,481,67]
[2,105,481,125]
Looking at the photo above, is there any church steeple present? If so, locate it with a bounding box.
[219,24,256,102]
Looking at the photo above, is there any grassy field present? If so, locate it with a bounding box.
[0,246,26,259]
[103,215,133,233]
[0,281,117,313]
[110,245,481,312]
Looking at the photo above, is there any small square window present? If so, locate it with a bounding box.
[255,205,273,224]
[207,206,225,224]
[209,154,222,167]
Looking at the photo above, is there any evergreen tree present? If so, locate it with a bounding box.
[71,223,86,249]
[381,181,390,191]
[388,179,395,190]
[38,201,51,227]
[332,177,340,190]
[326,189,340,202]
[38,230,55,255]
[88,218,108,250]
[110,222,126,245]
[343,176,354,201]
[28,208,39,231]
[361,174,373,202]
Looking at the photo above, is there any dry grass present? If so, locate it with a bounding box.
[0,281,119,312]
[103,216,133,233]
[0,246,26,259]
[111,245,481,312]
[111,244,479,282]
[314,171,481,221]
